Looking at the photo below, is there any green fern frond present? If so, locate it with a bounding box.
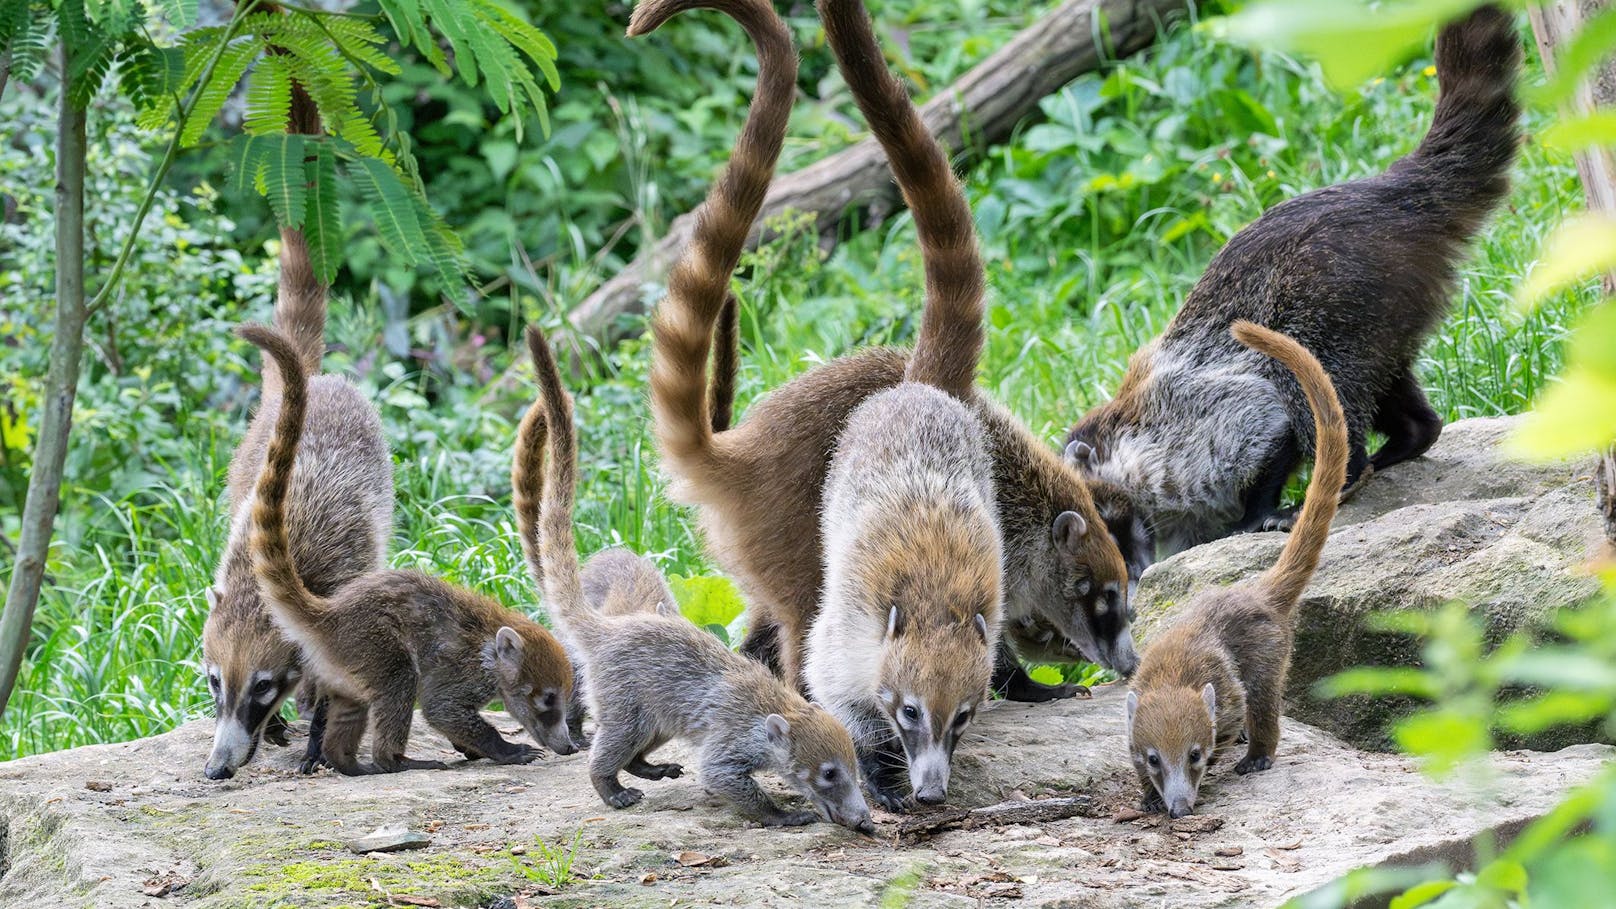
[152,0,197,30]
[229,133,272,192]
[121,40,186,124]
[1,0,51,83]
[61,0,138,109]
[262,133,308,229]
[477,0,558,91]
[350,155,430,266]
[178,36,258,146]
[319,15,401,76]
[304,140,343,284]
[243,53,292,135]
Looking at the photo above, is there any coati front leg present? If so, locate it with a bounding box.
[1234,665,1285,775]
[991,641,1080,702]
[699,749,814,827]
[626,750,683,781]
[1370,367,1442,473]
[299,696,330,774]
[422,694,538,766]
[1234,434,1301,534]
[320,696,379,776]
[368,682,448,773]
[589,712,657,809]
[857,729,912,812]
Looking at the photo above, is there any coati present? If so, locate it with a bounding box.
[1125,321,1346,819]
[1599,448,1615,552]
[241,324,577,774]
[520,320,872,832]
[201,216,393,780]
[648,0,1137,708]
[1068,5,1521,563]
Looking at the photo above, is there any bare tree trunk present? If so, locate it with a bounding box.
[565,0,1196,343]
[1529,1,1616,548]
[0,82,89,718]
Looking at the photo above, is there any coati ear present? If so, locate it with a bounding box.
[886,607,902,640]
[205,587,221,610]
[1200,682,1217,724]
[1052,511,1088,554]
[1063,439,1096,468]
[494,626,524,670]
[1125,689,1139,734]
[972,613,989,643]
[764,713,791,747]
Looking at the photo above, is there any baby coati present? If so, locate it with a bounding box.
[202,224,393,781]
[805,381,1002,810]
[1069,5,1520,563]
[240,324,576,774]
[521,319,872,832]
[1126,322,1346,819]
[649,0,1136,706]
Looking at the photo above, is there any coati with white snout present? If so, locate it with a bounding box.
[1125,322,1345,819]
[648,0,1138,711]
[241,324,577,774]
[201,172,393,779]
[1069,5,1521,564]
[520,321,873,833]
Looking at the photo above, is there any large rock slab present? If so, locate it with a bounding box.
[1134,416,1609,751]
[1,691,1606,908]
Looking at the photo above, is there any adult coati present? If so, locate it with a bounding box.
[1125,322,1346,819]
[521,320,872,832]
[649,0,1137,707]
[241,324,577,774]
[201,221,393,780]
[1068,5,1521,563]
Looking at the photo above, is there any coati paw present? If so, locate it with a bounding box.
[762,810,819,828]
[1139,789,1166,813]
[1260,511,1297,533]
[866,785,913,813]
[376,757,449,773]
[1234,754,1274,775]
[607,788,644,809]
[452,743,487,762]
[490,745,540,765]
[298,753,330,775]
[630,762,684,781]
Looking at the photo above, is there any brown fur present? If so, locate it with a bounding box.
[523,317,871,832]
[240,324,575,775]
[1598,447,1615,553]
[649,0,1134,697]
[1125,322,1347,818]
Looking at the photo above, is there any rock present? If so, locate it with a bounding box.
[0,692,1607,908]
[1134,416,1609,751]
[348,824,432,854]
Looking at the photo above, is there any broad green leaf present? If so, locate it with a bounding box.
[1541,111,1616,156]
[1507,367,1616,459]
[1026,665,1065,686]
[669,574,746,633]
[1389,880,1457,909]
[303,141,343,284]
[1498,650,1616,691]
[1474,859,1527,895]
[1516,216,1616,310]
[1315,667,1439,700]
[1497,690,1614,735]
[1392,709,1489,770]
[262,134,308,230]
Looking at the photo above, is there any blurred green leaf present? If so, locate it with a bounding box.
[1541,111,1616,155]
[669,574,747,639]
[1392,709,1490,771]
[1507,366,1616,459]
[1316,667,1440,700]
[1389,879,1457,909]
[1210,0,1476,90]
[1516,215,1616,310]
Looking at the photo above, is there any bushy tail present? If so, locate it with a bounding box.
[517,326,601,647]
[644,0,796,483]
[265,94,328,396]
[1231,322,1346,612]
[1398,4,1521,236]
[818,0,984,398]
[709,293,740,432]
[238,324,334,641]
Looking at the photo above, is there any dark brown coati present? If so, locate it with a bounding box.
[241,324,577,774]
[1125,322,1346,819]
[1069,5,1521,563]
[648,0,1136,707]
[202,218,393,780]
[521,321,872,832]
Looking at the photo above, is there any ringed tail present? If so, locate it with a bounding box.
[818,0,984,398]
[1230,321,1347,610]
[267,92,329,395]
[521,327,596,643]
[643,0,797,483]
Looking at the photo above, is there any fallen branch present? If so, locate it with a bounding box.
[568,0,1197,342]
[895,795,1096,842]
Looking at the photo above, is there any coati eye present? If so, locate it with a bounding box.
[822,767,838,784]
[1146,753,1161,768]
[1189,746,1203,764]
[253,678,275,697]
[901,705,920,723]
[538,692,557,710]
[207,673,221,692]
[953,711,972,729]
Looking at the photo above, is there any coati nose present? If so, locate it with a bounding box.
[852,816,876,836]
[914,785,947,805]
[1168,801,1193,819]
[204,764,235,781]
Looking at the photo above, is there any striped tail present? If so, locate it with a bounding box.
[265,93,328,396]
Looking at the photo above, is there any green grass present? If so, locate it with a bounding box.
[1,9,1601,759]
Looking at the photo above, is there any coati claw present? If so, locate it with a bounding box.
[629,762,683,781]
[264,714,292,748]
[866,784,912,813]
[1139,789,1166,813]
[490,745,540,765]
[1234,754,1273,775]
[298,754,330,775]
[762,809,820,828]
[607,787,644,809]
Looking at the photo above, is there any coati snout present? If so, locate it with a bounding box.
[771,712,875,833]
[877,609,992,804]
[201,596,303,780]
[1126,685,1216,819]
[487,625,577,756]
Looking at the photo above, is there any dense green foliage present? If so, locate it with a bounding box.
[0,0,1599,795]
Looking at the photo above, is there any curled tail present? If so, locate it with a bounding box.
[644,0,796,483]
[1231,322,1346,612]
[818,0,984,398]
[1397,4,1520,237]
[519,326,599,646]
[238,324,334,642]
[265,92,328,396]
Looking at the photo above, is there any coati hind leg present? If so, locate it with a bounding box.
[589,713,657,809]
[738,621,783,677]
[321,696,379,776]
[626,748,684,781]
[1370,367,1442,473]
[1234,668,1285,775]
[299,696,330,774]
[368,682,448,773]
[991,642,1080,702]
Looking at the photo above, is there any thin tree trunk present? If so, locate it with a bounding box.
[0,83,89,718]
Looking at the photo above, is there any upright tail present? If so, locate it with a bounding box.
[518,326,599,646]
[1397,4,1521,237]
[238,324,335,642]
[644,0,797,483]
[265,93,329,396]
[818,0,984,399]
[709,293,741,432]
[1231,322,1346,611]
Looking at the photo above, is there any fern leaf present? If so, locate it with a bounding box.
[304,141,343,284]
[421,0,480,88]
[262,133,308,230]
[478,0,558,91]
[179,36,259,146]
[321,16,401,76]
[351,156,429,266]
[243,53,292,135]
[229,133,271,192]
[153,0,197,29]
